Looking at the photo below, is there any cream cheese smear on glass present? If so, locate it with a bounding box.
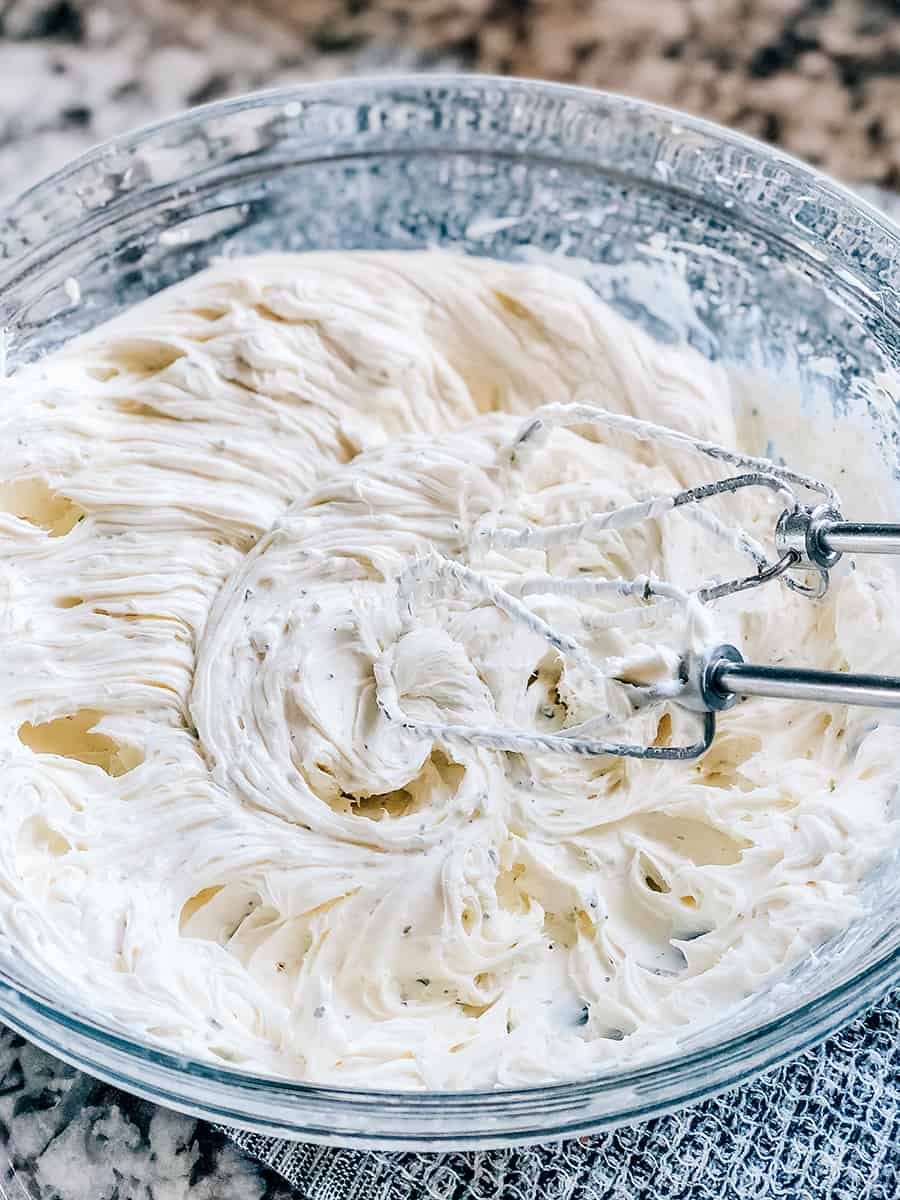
[1,251,898,1089]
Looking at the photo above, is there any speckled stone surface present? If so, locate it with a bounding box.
[0,1031,297,1198]
[1,2,900,1197]
[3,0,900,195]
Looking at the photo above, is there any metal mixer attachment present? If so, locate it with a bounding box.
[375,404,900,762]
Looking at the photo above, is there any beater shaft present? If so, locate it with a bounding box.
[821,522,900,557]
[703,648,900,710]
[775,504,900,570]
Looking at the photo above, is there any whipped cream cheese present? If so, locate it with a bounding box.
[1,251,897,1089]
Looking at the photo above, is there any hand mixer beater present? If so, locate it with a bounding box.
[374,402,900,761]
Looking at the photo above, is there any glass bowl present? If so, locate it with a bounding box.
[1,75,899,1151]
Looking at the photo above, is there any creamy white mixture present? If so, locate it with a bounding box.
[1,251,898,1089]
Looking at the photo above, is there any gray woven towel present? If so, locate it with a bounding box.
[225,986,900,1198]
[225,182,900,1199]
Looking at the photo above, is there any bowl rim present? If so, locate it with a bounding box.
[2,71,899,1132]
[8,71,900,253]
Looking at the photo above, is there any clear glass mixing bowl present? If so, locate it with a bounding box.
[1,75,899,1151]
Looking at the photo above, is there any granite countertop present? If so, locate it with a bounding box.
[0,1032,298,1197]
[3,0,900,195]
[1,1,900,1196]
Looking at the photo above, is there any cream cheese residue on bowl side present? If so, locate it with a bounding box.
[0,251,897,1089]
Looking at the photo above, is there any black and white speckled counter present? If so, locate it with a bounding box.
[4,0,900,194]
[0,1029,298,1197]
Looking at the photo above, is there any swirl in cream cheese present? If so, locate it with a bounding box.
[0,251,897,1088]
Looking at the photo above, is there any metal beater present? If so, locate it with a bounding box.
[374,403,900,761]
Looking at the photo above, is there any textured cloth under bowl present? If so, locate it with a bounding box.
[225,185,900,1199]
[224,991,900,1199]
